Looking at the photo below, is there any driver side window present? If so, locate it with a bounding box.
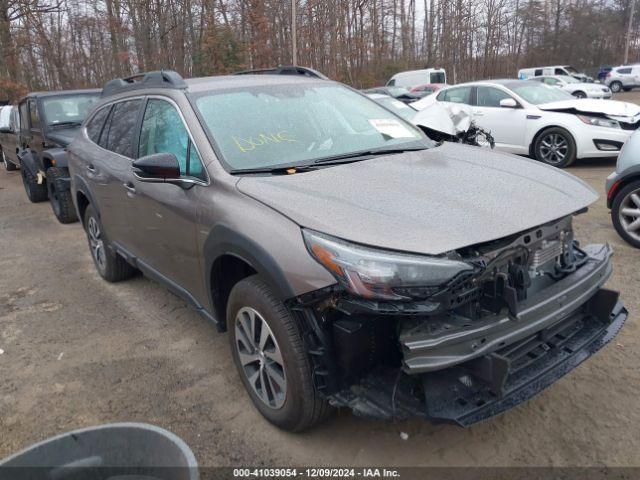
[475,87,514,108]
[138,98,206,181]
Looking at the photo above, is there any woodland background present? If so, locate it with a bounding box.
[0,0,638,101]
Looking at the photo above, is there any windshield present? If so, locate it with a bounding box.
[192,83,426,171]
[509,83,574,104]
[430,71,446,84]
[42,94,100,126]
[372,96,417,121]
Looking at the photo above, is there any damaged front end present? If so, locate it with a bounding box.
[289,214,627,426]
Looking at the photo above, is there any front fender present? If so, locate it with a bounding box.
[17,149,39,174]
[203,224,297,305]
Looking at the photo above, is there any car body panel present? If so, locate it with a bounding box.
[237,143,597,255]
[0,105,20,166]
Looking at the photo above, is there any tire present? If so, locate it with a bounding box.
[611,180,640,249]
[46,167,78,224]
[21,164,48,202]
[2,149,16,171]
[533,127,577,168]
[609,81,623,93]
[83,204,137,282]
[227,276,331,431]
[572,91,586,99]
[623,87,632,92]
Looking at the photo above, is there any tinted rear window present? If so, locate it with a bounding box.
[105,100,142,157]
[618,68,632,74]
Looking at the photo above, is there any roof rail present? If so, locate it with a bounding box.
[233,66,329,80]
[102,70,187,97]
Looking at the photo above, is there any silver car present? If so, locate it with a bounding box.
[605,65,640,93]
[606,130,640,247]
[68,71,627,431]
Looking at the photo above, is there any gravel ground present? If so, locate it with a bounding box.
[1,91,639,468]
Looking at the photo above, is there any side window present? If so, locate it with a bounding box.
[554,68,565,75]
[441,86,472,105]
[138,98,206,181]
[105,99,142,157]
[387,79,396,86]
[534,69,543,76]
[85,106,112,145]
[544,78,558,86]
[618,68,632,75]
[476,87,513,108]
[29,101,40,129]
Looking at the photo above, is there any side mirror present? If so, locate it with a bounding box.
[132,153,180,180]
[500,98,519,109]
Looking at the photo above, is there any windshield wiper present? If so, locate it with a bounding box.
[312,146,428,164]
[230,164,319,175]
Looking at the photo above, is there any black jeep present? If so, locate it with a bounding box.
[18,89,100,223]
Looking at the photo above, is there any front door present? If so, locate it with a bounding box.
[472,86,528,154]
[126,97,207,301]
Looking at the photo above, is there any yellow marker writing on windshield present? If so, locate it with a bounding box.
[233,131,298,153]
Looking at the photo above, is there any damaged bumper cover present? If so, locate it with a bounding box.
[328,244,627,426]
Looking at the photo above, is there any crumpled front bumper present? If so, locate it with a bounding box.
[328,244,627,426]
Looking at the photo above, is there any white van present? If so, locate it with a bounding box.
[518,65,590,82]
[386,68,447,89]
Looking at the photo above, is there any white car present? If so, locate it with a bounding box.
[412,79,640,167]
[528,75,612,99]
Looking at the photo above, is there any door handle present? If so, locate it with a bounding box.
[123,182,136,195]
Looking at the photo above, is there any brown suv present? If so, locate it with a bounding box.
[67,71,627,431]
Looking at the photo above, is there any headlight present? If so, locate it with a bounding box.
[302,229,474,301]
[577,114,620,129]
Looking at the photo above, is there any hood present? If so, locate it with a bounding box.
[46,126,81,147]
[538,99,640,121]
[412,103,472,135]
[236,144,597,255]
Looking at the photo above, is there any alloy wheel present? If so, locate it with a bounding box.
[87,217,106,272]
[618,189,640,243]
[539,133,569,165]
[234,306,287,409]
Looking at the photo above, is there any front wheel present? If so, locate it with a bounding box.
[227,277,331,431]
[611,180,640,249]
[83,204,137,282]
[46,167,78,224]
[572,91,587,99]
[533,128,577,168]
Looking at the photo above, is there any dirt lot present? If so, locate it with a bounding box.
[1,92,640,468]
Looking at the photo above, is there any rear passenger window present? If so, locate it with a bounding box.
[534,69,543,76]
[19,103,29,131]
[618,68,632,74]
[105,99,142,157]
[85,106,111,145]
[138,98,206,181]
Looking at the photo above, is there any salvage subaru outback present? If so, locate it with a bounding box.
[67,71,627,431]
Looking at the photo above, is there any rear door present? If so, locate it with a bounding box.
[84,99,142,245]
[126,96,206,299]
[472,86,527,153]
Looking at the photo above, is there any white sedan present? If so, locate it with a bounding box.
[412,79,640,167]
[529,75,612,99]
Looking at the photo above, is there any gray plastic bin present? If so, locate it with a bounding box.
[0,422,198,480]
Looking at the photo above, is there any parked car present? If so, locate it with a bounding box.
[412,79,640,167]
[606,130,640,248]
[0,105,20,171]
[604,65,640,93]
[518,65,591,82]
[362,86,422,104]
[365,92,418,121]
[386,68,447,89]
[528,75,612,99]
[68,70,626,431]
[17,89,100,223]
[410,83,447,96]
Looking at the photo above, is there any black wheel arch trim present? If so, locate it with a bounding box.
[203,224,298,311]
[18,149,39,174]
[42,147,70,169]
[72,174,99,222]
